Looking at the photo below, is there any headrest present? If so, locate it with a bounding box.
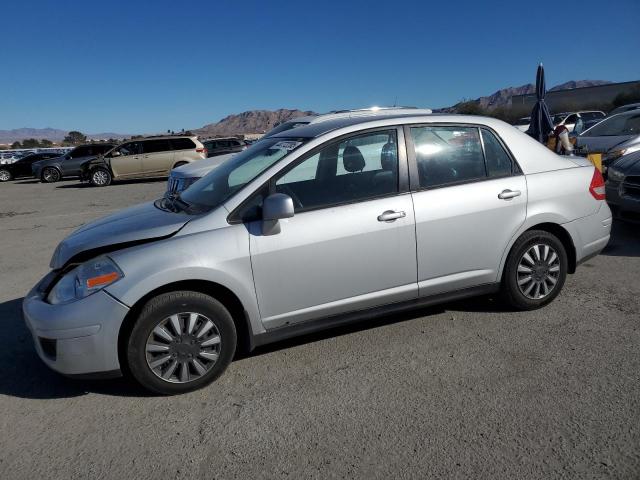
[380,143,396,171]
[342,145,365,173]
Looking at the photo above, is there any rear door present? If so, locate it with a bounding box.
[109,141,143,177]
[141,139,173,176]
[407,124,527,297]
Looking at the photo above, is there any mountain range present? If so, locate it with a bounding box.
[1,80,613,143]
[0,128,130,144]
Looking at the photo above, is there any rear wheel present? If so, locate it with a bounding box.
[126,291,237,395]
[41,167,61,183]
[0,169,12,182]
[501,230,568,310]
[90,167,112,187]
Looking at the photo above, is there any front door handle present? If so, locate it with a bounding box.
[377,210,406,222]
[498,189,521,200]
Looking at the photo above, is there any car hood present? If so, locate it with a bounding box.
[50,201,191,269]
[32,155,64,168]
[171,153,235,178]
[611,151,640,175]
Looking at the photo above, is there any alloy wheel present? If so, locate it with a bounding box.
[516,243,561,300]
[145,312,222,384]
[43,168,60,182]
[0,170,11,181]
[92,170,109,186]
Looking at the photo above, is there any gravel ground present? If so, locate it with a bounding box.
[0,178,639,479]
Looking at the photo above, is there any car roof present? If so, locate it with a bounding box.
[271,113,501,139]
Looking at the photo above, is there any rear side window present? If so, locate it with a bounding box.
[481,129,513,177]
[170,138,196,150]
[410,126,485,188]
[143,139,171,154]
[70,146,89,158]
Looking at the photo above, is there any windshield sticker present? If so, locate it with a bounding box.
[272,141,302,151]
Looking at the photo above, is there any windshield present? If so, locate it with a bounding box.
[582,113,640,137]
[263,120,311,138]
[180,137,306,210]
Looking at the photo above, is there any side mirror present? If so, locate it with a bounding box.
[64,154,71,160]
[262,193,294,235]
[111,151,121,157]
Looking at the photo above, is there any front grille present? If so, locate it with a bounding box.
[167,177,179,194]
[39,337,57,360]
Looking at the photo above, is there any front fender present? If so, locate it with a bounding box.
[105,224,263,335]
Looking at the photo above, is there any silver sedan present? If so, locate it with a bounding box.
[24,114,612,394]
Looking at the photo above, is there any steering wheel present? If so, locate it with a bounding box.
[277,185,304,210]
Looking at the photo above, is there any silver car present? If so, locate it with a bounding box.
[23,114,612,394]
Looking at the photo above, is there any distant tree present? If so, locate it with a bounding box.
[63,131,87,145]
[40,139,53,147]
[612,86,640,108]
[21,138,41,148]
[11,141,22,149]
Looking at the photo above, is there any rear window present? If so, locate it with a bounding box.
[170,138,196,150]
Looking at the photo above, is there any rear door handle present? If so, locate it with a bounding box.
[377,210,406,222]
[498,189,521,200]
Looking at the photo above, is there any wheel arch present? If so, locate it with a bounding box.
[117,279,252,376]
[499,222,577,282]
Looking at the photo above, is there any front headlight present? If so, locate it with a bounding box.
[606,145,640,162]
[607,167,625,182]
[47,256,124,305]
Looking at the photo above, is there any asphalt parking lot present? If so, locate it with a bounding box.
[1,178,639,479]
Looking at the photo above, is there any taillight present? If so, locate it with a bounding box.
[196,147,206,154]
[589,168,606,200]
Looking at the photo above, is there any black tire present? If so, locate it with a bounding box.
[41,167,61,183]
[90,167,112,187]
[126,291,237,395]
[0,169,12,182]
[501,230,568,310]
[173,161,188,169]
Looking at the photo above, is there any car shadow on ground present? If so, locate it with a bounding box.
[56,178,167,189]
[601,220,640,257]
[12,179,41,185]
[0,295,502,399]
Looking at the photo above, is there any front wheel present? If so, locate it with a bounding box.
[41,167,61,183]
[0,169,12,182]
[501,230,568,310]
[126,291,237,395]
[90,167,112,187]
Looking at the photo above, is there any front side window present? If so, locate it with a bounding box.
[583,113,640,136]
[411,126,485,188]
[115,142,142,156]
[181,137,306,211]
[275,130,398,212]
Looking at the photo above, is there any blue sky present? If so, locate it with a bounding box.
[1,0,639,134]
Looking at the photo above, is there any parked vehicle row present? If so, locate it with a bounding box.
[23,112,611,394]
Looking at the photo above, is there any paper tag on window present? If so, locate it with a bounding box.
[272,141,302,151]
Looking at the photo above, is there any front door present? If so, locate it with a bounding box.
[110,141,143,178]
[407,124,527,296]
[249,128,418,329]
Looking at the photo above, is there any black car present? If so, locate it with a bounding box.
[605,150,640,223]
[0,152,62,182]
[202,137,246,158]
[32,143,115,182]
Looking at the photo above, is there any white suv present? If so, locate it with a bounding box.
[166,107,433,196]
